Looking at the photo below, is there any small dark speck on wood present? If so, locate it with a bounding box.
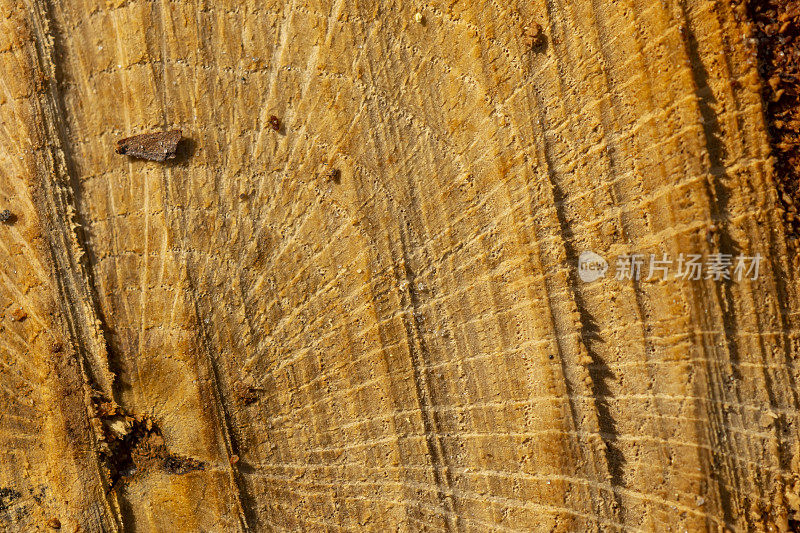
[0,210,13,223]
[269,115,281,131]
[115,129,183,161]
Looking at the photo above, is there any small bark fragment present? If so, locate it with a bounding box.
[115,129,183,161]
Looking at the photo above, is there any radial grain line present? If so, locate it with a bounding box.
[396,226,460,533]
[526,0,622,522]
[183,274,255,531]
[21,0,125,529]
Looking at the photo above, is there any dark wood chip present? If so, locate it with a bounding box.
[115,129,183,161]
[269,115,281,131]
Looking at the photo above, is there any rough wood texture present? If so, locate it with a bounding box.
[1,0,799,531]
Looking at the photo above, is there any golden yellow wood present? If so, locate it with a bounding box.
[0,0,797,531]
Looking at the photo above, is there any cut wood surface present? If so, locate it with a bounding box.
[1,0,799,531]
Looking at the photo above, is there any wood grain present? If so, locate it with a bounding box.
[0,0,798,531]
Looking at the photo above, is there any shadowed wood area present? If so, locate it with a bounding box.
[1,0,799,531]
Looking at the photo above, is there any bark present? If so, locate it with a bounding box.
[0,0,798,531]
